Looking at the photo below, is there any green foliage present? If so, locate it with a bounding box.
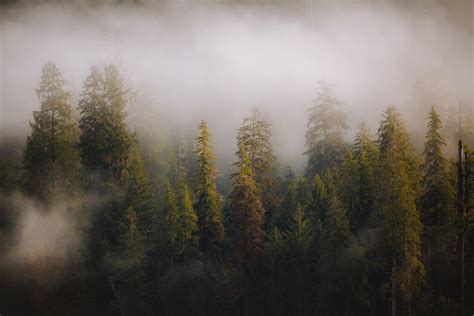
[316,195,369,314]
[305,81,349,178]
[79,65,132,185]
[377,106,424,313]
[271,173,307,231]
[23,62,80,204]
[161,181,180,260]
[237,108,277,213]
[342,123,379,232]
[227,142,264,267]
[193,120,224,254]
[107,207,151,315]
[175,177,199,260]
[306,174,329,224]
[421,106,455,228]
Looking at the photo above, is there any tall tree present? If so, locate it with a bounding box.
[160,182,180,260]
[176,177,199,259]
[78,65,132,185]
[227,142,265,267]
[193,120,224,254]
[377,106,424,315]
[422,107,454,227]
[237,108,277,213]
[317,195,368,315]
[23,63,79,204]
[421,106,456,305]
[305,81,349,178]
[342,123,379,233]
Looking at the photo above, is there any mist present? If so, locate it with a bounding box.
[1,0,472,172]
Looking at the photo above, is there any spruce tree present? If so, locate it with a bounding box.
[307,174,329,224]
[176,177,199,259]
[377,106,424,315]
[78,65,132,184]
[342,123,379,232]
[161,181,180,260]
[228,142,265,267]
[237,108,277,214]
[422,106,454,227]
[421,106,456,300]
[317,195,368,314]
[193,120,224,254]
[23,63,79,204]
[305,81,349,178]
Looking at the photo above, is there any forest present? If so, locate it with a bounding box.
[0,1,473,316]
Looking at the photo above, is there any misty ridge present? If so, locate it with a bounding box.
[0,0,473,316]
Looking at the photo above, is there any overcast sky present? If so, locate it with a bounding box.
[1,0,472,170]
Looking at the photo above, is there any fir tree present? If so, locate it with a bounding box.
[193,120,224,254]
[227,142,265,267]
[422,106,454,227]
[317,195,369,315]
[107,207,151,316]
[79,65,132,184]
[237,108,277,213]
[305,81,349,178]
[176,177,199,259]
[421,106,456,300]
[377,106,424,315]
[342,123,379,232]
[23,63,79,204]
[161,181,180,260]
[306,174,329,224]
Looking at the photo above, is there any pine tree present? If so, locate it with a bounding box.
[193,120,224,254]
[305,81,349,178]
[421,106,456,301]
[377,106,424,315]
[78,65,132,185]
[176,177,199,259]
[120,146,156,252]
[342,123,379,232]
[107,207,151,316]
[228,142,265,267]
[317,195,368,314]
[271,175,307,232]
[23,63,79,204]
[237,108,277,213]
[422,106,454,227]
[160,181,180,261]
[306,174,329,224]
[283,205,313,315]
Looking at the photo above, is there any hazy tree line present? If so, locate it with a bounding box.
[0,63,473,315]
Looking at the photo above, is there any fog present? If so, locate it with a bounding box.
[1,0,473,170]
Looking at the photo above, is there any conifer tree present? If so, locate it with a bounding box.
[237,108,277,213]
[23,63,79,204]
[228,142,265,267]
[271,175,307,232]
[306,174,329,224]
[107,207,151,315]
[283,205,313,315]
[317,195,368,314]
[79,65,132,184]
[161,182,180,260]
[176,177,199,258]
[342,123,379,232]
[305,81,349,178]
[421,106,456,299]
[377,106,424,315]
[193,120,224,253]
[422,106,454,227]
